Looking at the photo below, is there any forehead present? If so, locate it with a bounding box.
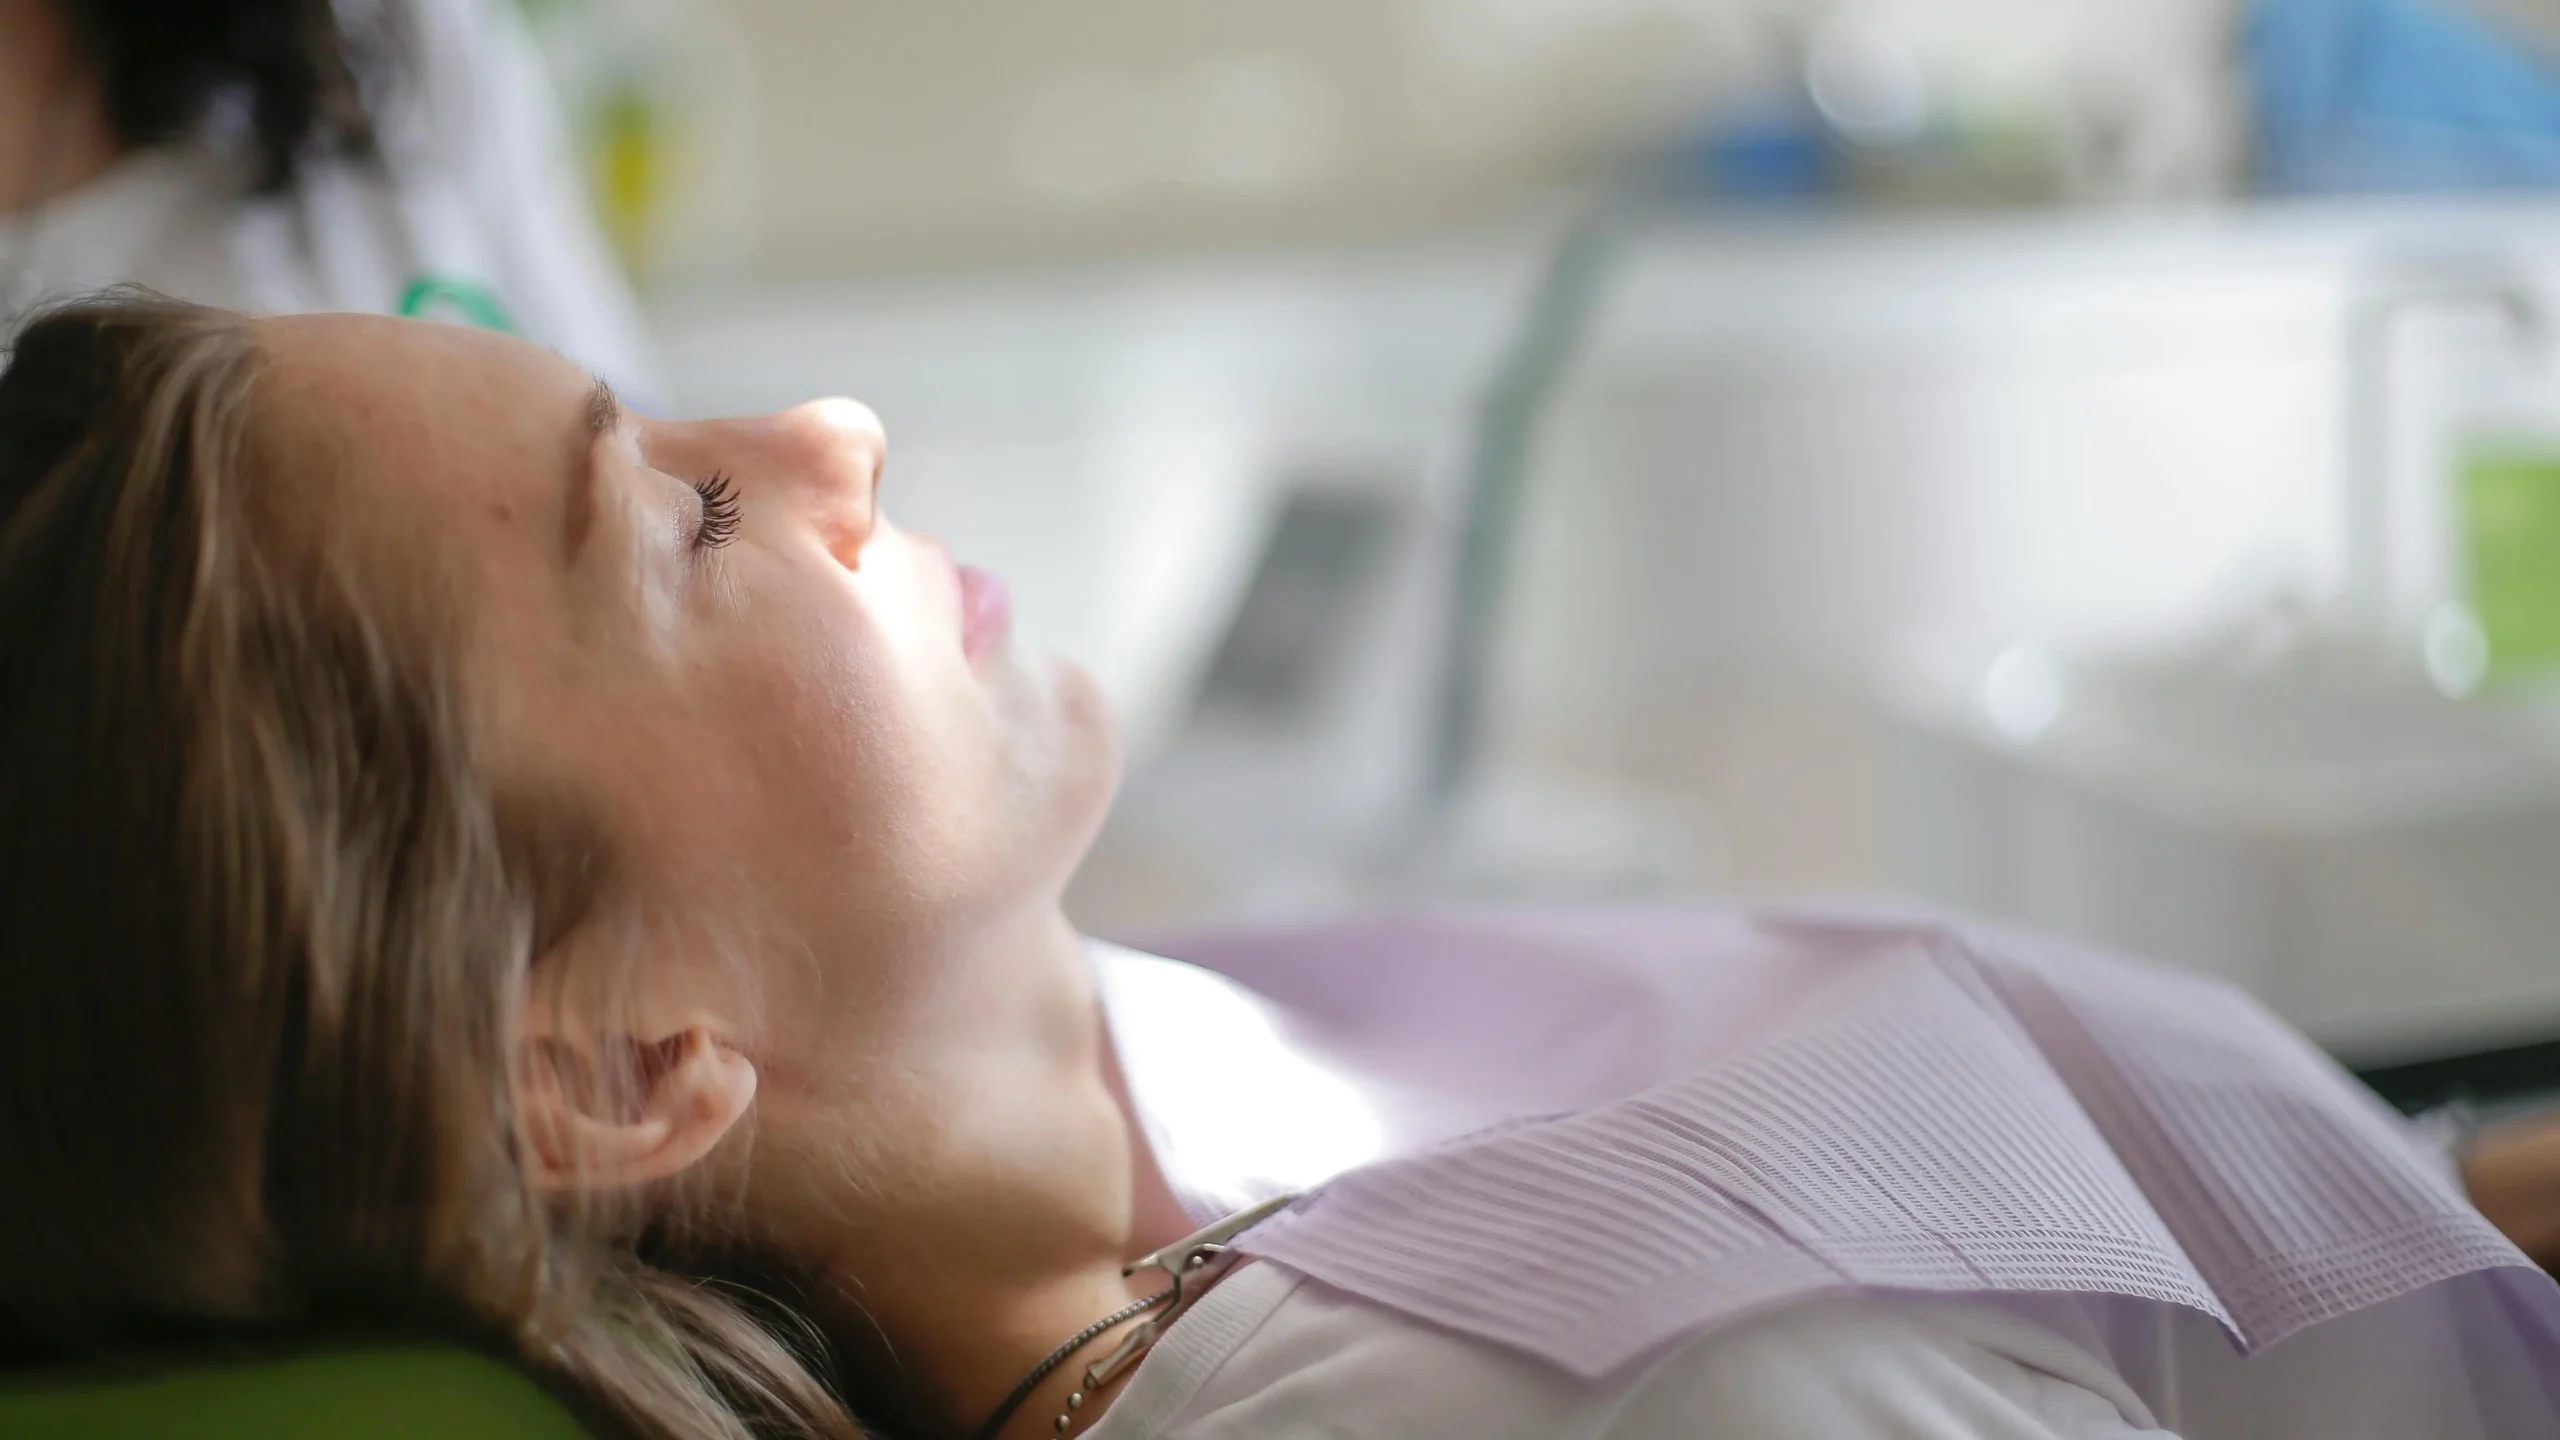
[252,313,590,519]
[245,314,608,710]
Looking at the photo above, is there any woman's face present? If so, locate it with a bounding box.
[255,313,1121,1141]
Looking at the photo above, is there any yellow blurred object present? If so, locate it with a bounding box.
[595,83,663,274]
[516,0,754,288]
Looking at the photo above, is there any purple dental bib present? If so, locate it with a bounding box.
[1129,904,2560,1411]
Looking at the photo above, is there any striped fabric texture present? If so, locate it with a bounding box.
[1139,905,2560,1398]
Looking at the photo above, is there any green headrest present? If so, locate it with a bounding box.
[0,1344,592,1439]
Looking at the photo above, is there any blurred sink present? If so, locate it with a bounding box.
[1892,646,2560,1057]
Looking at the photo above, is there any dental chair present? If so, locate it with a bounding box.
[0,1343,590,1439]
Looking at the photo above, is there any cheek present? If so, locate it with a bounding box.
[735,625,937,877]
[652,548,1117,968]
[714,572,1015,920]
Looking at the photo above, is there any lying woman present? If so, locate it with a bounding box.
[0,293,2555,1440]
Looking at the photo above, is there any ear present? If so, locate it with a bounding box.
[516,1021,758,1194]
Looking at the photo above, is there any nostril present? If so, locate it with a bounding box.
[816,511,865,570]
[770,397,889,562]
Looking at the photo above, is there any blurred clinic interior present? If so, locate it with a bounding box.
[21,0,2560,1111]
[608,0,2560,1095]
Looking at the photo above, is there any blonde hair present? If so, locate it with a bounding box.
[0,294,861,1440]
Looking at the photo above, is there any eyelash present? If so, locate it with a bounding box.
[690,471,742,550]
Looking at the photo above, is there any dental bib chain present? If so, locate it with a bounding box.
[968,1192,1298,1440]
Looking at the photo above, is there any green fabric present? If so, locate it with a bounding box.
[0,1345,592,1439]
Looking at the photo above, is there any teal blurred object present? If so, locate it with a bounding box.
[0,1345,592,1439]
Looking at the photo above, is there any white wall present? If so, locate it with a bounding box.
[688,0,2246,273]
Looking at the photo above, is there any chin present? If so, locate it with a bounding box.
[987,652,1122,900]
[1044,655,1123,863]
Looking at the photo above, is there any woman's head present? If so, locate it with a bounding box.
[0,295,1125,1435]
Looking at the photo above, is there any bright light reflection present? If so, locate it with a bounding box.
[2424,603,2490,700]
[1983,644,2065,743]
[1094,946,1389,1216]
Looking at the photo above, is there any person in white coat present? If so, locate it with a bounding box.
[0,0,660,402]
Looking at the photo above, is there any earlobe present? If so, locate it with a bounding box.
[518,1025,757,1193]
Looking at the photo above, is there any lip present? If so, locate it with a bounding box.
[958,563,1013,666]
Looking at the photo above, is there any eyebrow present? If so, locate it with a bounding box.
[563,379,621,564]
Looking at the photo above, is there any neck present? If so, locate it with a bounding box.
[796,909,1202,1438]
[0,0,124,214]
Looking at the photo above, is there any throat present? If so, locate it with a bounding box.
[791,931,1191,1434]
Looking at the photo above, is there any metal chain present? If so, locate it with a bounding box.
[966,1289,1172,1440]
[966,1192,1300,1440]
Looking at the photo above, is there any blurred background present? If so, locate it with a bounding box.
[546,0,2560,1078]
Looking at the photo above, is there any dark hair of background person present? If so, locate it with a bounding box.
[58,0,382,193]
[0,292,866,1440]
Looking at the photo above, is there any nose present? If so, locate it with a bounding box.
[770,398,887,565]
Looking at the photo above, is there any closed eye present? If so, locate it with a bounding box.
[691,472,742,550]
